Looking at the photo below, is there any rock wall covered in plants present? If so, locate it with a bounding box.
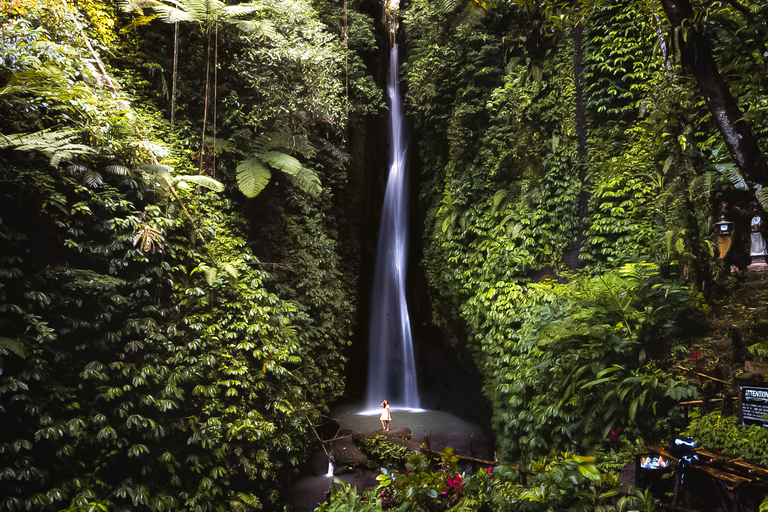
[0,0,383,509]
[402,0,768,461]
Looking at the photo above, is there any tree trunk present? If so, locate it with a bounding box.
[213,21,218,179]
[200,29,212,172]
[567,15,589,270]
[171,21,179,131]
[659,0,768,186]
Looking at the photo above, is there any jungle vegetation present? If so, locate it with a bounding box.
[2,0,768,510]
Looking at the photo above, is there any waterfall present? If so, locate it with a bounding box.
[365,43,420,411]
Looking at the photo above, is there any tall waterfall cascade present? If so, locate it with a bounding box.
[364,35,420,411]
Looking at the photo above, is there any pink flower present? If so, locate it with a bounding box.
[446,474,464,488]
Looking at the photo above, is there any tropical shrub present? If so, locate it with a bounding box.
[323,449,657,512]
[682,410,768,465]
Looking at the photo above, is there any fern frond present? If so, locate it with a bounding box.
[173,175,225,192]
[204,135,232,155]
[321,141,348,163]
[236,157,271,198]
[229,492,261,512]
[291,167,322,195]
[205,266,217,286]
[758,188,768,210]
[0,129,95,167]
[261,129,316,158]
[133,140,172,159]
[260,151,302,175]
[251,134,271,154]
[491,189,511,215]
[119,0,197,22]
[442,211,458,235]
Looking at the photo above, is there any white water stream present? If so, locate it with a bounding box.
[364,43,420,411]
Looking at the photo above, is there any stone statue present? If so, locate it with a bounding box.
[750,212,767,256]
[748,201,768,270]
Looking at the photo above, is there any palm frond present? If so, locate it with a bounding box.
[83,171,104,188]
[104,165,131,176]
[436,0,463,13]
[236,157,271,198]
[715,162,747,190]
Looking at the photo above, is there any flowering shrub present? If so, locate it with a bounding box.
[322,450,657,511]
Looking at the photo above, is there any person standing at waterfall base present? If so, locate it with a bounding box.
[380,400,391,431]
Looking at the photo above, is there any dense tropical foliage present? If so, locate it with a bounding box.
[0,0,379,509]
[403,0,768,462]
[3,0,768,510]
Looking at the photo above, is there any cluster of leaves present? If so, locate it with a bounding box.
[682,411,768,466]
[0,154,316,510]
[402,0,767,469]
[482,263,699,460]
[352,434,413,468]
[319,449,657,511]
[0,0,379,509]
